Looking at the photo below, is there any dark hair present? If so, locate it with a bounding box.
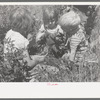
[9,7,35,37]
[42,6,58,25]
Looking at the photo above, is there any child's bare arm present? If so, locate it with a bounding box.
[23,50,46,68]
[69,48,77,61]
[69,36,82,61]
[36,31,46,42]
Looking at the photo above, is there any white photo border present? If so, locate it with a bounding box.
[0,2,100,98]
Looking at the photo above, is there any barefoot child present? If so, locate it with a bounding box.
[4,7,46,69]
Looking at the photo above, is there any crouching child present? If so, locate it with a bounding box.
[59,10,88,62]
[36,6,65,58]
[4,7,47,70]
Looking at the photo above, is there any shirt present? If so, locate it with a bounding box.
[66,25,87,61]
[36,24,64,46]
[39,24,63,35]
[4,29,29,54]
[69,25,86,51]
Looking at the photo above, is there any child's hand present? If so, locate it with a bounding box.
[79,46,88,52]
[62,52,70,62]
[27,33,33,42]
[31,53,48,64]
[36,31,46,42]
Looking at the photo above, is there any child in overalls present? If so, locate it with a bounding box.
[36,6,64,58]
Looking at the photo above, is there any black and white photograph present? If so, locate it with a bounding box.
[0,3,100,82]
[0,1,100,98]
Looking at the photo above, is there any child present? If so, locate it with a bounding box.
[59,10,88,62]
[60,5,73,16]
[36,6,64,58]
[4,7,47,69]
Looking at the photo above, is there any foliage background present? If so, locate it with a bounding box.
[0,5,100,82]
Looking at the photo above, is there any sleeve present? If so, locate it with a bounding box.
[57,25,64,35]
[69,29,85,61]
[14,33,29,50]
[39,24,45,32]
[36,24,46,42]
[70,29,85,50]
[4,31,29,54]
